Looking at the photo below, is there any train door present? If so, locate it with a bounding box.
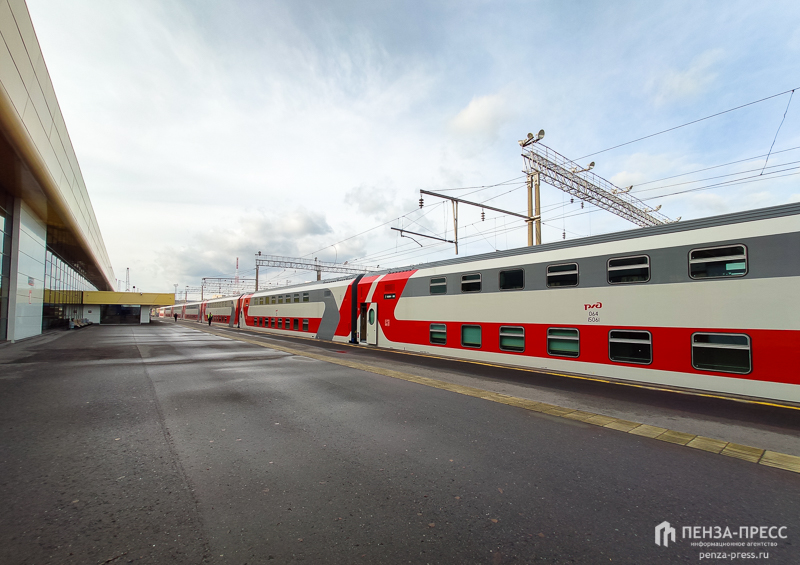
[359,303,367,342]
[366,303,378,345]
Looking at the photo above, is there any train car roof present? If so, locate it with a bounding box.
[375,201,800,275]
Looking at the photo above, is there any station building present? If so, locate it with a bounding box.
[0,2,171,340]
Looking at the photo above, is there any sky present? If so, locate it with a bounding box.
[25,0,800,295]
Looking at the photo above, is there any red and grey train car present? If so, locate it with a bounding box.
[160,202,800,404]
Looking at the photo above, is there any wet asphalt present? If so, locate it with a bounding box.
[0,322,798,565]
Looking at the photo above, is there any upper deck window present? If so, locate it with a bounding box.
[547,263,578,287]
[499,269,524,290]
[689,245,747,279]
[608,255,650,284]
[461,273,481,293]
[430,277,447,295]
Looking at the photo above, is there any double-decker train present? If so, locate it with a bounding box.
[160,202,800,404]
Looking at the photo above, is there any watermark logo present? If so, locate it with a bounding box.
[656,521,676,547]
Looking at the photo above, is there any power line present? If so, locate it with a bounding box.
[633,159,800,194]
[432,176,526,192]
[632,145,800,187]
[761,89,795,174]
[575,86,799,160]
[643,169,800,201]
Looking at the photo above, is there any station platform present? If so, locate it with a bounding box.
[1,322,798,564]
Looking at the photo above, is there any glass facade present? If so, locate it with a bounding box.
[0,188,12,340]
[42,249,97,330]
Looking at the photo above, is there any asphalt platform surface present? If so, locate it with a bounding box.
[0,322,798,564]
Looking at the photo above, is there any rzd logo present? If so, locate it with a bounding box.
[584,302,602,310]
[655,521,676,547]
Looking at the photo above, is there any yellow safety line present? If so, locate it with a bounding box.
[176,321,800,475]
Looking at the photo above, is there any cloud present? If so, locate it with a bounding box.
[449,92,515,140]
[648,49,725,106]
[152,209,332,286]
[344,183,416,220]
[609,152,694,191]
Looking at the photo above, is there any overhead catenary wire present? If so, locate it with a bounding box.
[575,86,800,160]
[631,145,800,187]
[632,159,800,194]
[761,89,795,174]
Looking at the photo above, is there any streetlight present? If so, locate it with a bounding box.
[518,129,545,148]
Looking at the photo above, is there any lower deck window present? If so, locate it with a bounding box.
[499,326,525,352]
[547,328,579,357]
[277,318,283,328]
[293,319,299,330]
[303,319,309,331]
[609,330,652,364]
[692,333,751,374]
[461,325,481,348]
[430,323,447,345]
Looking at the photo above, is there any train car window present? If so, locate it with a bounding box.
[608,255,650,284]
[277,318,283,328]
[278,296,284,304]
[303,319,309,331]
[271,318,275,328]
[689,245,747,279]
[499,269,524,290]
[609,330,652,364]
[293,319,299,330]
[271,296,277,304]
[547,328,580,357]
[294,293,300,303]
[547,263,579,287]
[461,274,481,293]
[285,318,290,329]
[692,333,751,374]
[499,326,525,352]
[430,277,447,295]
[324,290,332,297]
[461,325,482,348]
[303,292,309,302]
[430,323,447,345]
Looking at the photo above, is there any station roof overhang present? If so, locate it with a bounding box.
[82,292,174,307]
[0,6,116,293]
[0,104,115,291]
